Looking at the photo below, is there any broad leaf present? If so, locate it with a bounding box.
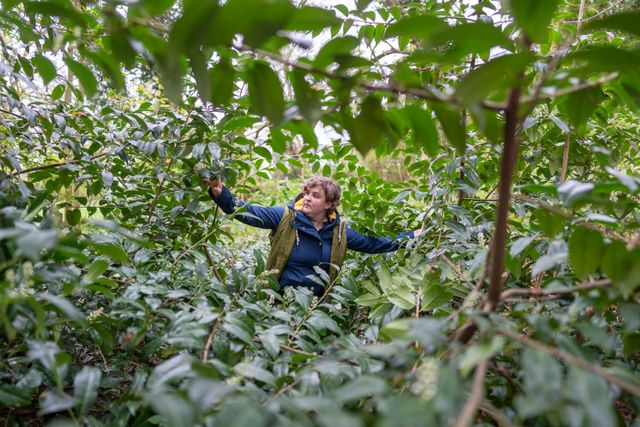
[247,61,285,124]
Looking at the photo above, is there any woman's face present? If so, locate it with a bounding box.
[302,185,332,218]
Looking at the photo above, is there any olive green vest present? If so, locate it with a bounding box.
[265,207,347,287]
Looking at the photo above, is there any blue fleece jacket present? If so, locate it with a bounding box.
[210,186,414,295]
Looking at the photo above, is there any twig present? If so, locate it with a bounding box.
[478,400,519,427]
[560,125,571,183]
[280,344,316,357]
[202,319,222,362]
[500,278,611,300]
[204,246,224,283]
[10,150,109,177]
[272,377,301,398]
[498,328,640,397]
[171,213,219,268]
[146,156,175,223]
[567,0,625,24]
[454,359,488,427]
[234,42,504,111]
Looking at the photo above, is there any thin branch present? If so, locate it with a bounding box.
[10,150,109,177]
[560,125,571,183]
[235,42,503,111]
[486,81,523,309]
[280,344,316,357]
[204,246,224,283]
[272,377,301,398]
[519,72,619,110]
[478,400,519,427]
[498,328,640,397]
[454,359,488,427]
[513,194,626,242]
[202,319,222,362]
[500,279,611,301]
[566,0,625,24]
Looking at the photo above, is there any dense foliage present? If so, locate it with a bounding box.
[1,0,640,425]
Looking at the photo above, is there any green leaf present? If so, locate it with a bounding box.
[234,0,295,47]
[606,246,640,297]
[557,179,594,206]
[39,294,86,325]
[290,70,321,124]
[509,235,536,257]
[51,84,65,100]
[350,96,389,156]
[247,61,285,124]
[619,302,640,332]
[569,227,604,278]
[147,392,196,427]
[432,103,466,154]
[73,367,101,416]
[514,347,563,418]
[459,336,505,377]
[510,0,560,42]
[456,53,533,105]
[64,57,98,98]
[85,259,109,283]
[210,57,236,106]
[330,376,388,403]
[189,50,211,103]
[0,385,32,407]
[534,208,564,237]
[234,362,275,386]
[562,86,603,131]
[259,332,280,358]
[148,355,194,391]
[131,0,176,17]
[314,36,359,68]
[404,105,439,156]
[385,15,446,39]
[584,11,640,38]
[469,105,502,145]
[89,242,129,263]
[286,6,340,32]
[32,54,57,85]
[65,209,81,226]
[253,146,272,162]
[24,1,90,27]
[16,230,57,260]
[568,46,640,73]
[428,22,513,62]
[39,391,76,416]
[566,368,616,427]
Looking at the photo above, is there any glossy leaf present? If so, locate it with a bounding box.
[73,366,101,416]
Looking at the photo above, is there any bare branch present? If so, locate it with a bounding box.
[501,279,611,301]
[454,359,488,427]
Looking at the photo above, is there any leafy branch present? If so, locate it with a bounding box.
[498,328,640,397]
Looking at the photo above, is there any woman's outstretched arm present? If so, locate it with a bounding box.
[205,179,284,229]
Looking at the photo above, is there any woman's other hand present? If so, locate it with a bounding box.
[203,178,223,197]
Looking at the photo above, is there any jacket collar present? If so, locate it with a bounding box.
[289,192,340,225]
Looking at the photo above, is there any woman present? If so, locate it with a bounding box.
[205,176,422,296]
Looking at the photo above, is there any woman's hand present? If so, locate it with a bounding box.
[203,178,223,197]
[413,228,424,238]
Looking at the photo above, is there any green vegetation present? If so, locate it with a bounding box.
[1,0,639,425]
